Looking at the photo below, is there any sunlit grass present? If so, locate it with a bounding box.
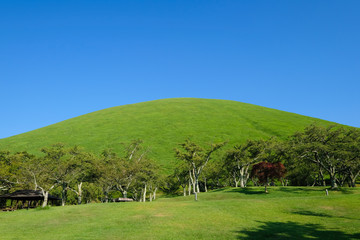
[0,98,333,173]
[0,187,359,239]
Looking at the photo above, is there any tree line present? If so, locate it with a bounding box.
[0,140,161,207]
[167,124,360,199]
[0,124,359,206]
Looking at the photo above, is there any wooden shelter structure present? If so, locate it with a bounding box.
[0,190,60,210]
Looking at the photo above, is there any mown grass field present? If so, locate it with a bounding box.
[0,187,359,240]
[0,98,333,172]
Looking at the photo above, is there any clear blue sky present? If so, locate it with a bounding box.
[1,0,359,139]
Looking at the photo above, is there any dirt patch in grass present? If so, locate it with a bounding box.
[320,206,334,210]
[153,213,169,217]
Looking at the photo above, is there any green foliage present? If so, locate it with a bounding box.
[35,205,51,211]
[289,125,360,188]
[0,151,22,191]
[95,140,160,202]
[224,139,265,187]
[175,139,225,168]
[174,139,225,200]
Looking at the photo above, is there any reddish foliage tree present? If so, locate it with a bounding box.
[251,161,286,193]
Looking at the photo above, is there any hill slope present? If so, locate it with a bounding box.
[0,98,333,171]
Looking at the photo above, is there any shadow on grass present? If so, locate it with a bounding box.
[210,188,228,193]
[291,209,358,221]
[236,221,360,240]
[208,187,265,194]
[225,188,266,195]
[216,186,332,195]
[276,187,324,194]
[160,194,184,199]
[336,188,355,194]
[277,187,356,195]
[291,210,333,218]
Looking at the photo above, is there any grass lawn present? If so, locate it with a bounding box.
[0,187,359,239]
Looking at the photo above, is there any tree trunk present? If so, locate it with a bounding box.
[183,186,186,196]
[330,177,338,189]
[351,180,356,188]
[240,175,245,188]
[194,178,199,201]
[264,178,269,193]
[133,190,138,202]
[153,187,157,200]
[204,177,207,192]
[143,184,147,202]
[233,173,239,188]
[139,189,143,202]
[312,179,316,187]
[244,166,250,187]
[319,167,326,186]
[239,168,245,188]
[104,188,109,203]
[188,180,191,195]
[122,190,128,198]
[61,183,67,206]
[329,167,338,189]
[42,191,49,208]
[349,171,359,187]
[191,170,196,194]
[77,182,83,205]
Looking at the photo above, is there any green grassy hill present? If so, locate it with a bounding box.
[0,98,333,171]
[0,187,359,239]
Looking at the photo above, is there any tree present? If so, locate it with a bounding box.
[173,162,190,196]
[175,139,225,201]
[202,158,227,190]
[133,157,159,202]
[41,144,89,206]
[260,139,290,186]
[0,151,24,192]
[224,140,264,188]
[290,125,348,188]
[96,140,158,202]
[251,161,286,193]
[160,174,181,195]
[339,127,360,187]
[66,150,98,204]
[114,140,149,199]
[96,149,117,203]
[23,154,59,207]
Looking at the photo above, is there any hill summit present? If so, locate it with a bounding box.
[0,98,331,171]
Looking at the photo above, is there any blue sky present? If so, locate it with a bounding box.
[1,0,359,139]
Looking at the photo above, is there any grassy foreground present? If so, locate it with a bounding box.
[0,187,359,240]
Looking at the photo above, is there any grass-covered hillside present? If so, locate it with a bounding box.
[0,98,333,171]
[0,187,359,240]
